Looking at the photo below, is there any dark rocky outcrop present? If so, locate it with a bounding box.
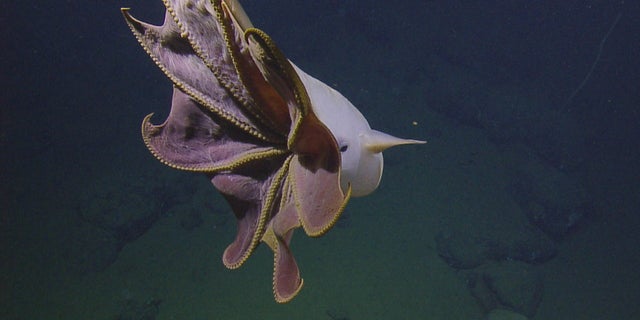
[436,219,556,270]
[69,173,192,273]
[469,261,543,318]
[502,145,590,239]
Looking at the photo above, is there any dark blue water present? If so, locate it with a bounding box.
[2,1,638,319]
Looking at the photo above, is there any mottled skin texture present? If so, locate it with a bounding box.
[122,0,350,302]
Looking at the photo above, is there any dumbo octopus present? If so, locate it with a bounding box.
[122,0,424,302]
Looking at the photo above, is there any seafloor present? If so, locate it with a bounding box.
[2,1,638,319]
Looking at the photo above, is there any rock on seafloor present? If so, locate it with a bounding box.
[502,145,590,239]
[469,261,543,318]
